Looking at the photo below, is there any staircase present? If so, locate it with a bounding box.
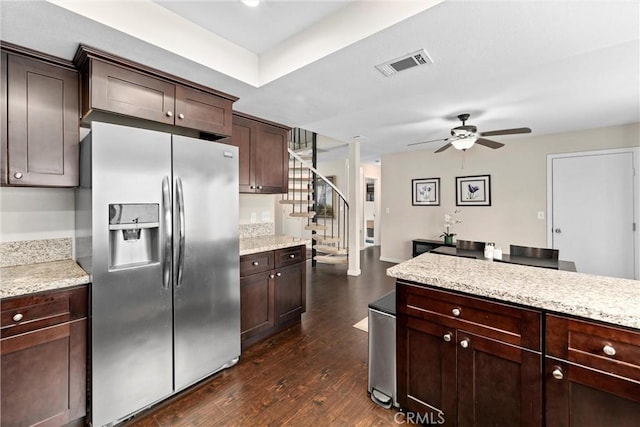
[280,129,349,267]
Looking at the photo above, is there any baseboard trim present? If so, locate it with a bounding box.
[379,256,405,264]
[347,268,361,276]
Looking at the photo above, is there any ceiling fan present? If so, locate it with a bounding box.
[408,113,532,153]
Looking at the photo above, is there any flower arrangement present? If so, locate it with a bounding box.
[440,209,462,241]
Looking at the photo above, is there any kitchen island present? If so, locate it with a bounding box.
[387,253,640,427]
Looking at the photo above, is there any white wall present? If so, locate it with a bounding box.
[239,193,276,225]
[380,123,640,263]
[0,187,75,242]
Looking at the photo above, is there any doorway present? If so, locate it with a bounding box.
[547,148,639,279]
[364,178,377,247]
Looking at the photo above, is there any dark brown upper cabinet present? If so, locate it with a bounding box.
[230,112,289,194]
[1,43,79,187]
[74,45,237,137]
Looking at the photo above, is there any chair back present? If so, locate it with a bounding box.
[510,244,559,260]
[456,240,486,251]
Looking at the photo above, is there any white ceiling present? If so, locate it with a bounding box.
[1,1,638,163]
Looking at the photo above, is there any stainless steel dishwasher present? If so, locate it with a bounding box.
[367,290,397,408]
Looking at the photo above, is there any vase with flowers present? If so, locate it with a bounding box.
[440,209,461,245]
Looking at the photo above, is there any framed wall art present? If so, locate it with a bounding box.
[456,174,491,206]
[412,178,440,206]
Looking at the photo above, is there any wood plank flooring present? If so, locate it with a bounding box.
[124,246,401,426]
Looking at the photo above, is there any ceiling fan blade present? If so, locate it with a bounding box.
[407,137,448,147]
[480,127,532,137]
[475,138,505,149]
[434,142,453,153]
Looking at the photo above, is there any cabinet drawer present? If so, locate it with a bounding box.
[1,286,87,338]
[240,251,275,277]
[397,281,541,351]
[275,245,306,268]
[546,315,640,382]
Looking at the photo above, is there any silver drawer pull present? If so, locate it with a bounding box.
[289,254,296,259]
[13,313,24,322]
[451,308,461,317]
[13,172,23,179]
[552,367,564,380]
[252,261,259,266]
[276,272,282,277]
[459,338,470,348]
[602,344,616,356]
[269,274,275,279]
[166,111,173,117]
[443,332,452,342]
[178,113,185,119]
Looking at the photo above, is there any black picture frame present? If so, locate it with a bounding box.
[456,174,491,206]
[412,178,440,206]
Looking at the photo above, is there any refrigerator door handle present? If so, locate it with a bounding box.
[162,176,172,289]
[175,177,186,287]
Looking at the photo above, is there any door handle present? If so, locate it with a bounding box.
[554,228,562,233]
[175,177,186,288]
[162,177,172,289]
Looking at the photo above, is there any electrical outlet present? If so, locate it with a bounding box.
[261,211,270,221]
[537,211,545,220]
[250,212,257,223]
[386,207,390,214]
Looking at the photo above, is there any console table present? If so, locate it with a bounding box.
[412,239,454,257]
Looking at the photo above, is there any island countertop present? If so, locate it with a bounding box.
[239,235,310,256]
[387,252,640,330]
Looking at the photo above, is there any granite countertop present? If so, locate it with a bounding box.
[387,252,640,330]
[1,260,90,299]
[240,235,310,256]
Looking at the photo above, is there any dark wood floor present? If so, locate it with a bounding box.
[125,246,400,426]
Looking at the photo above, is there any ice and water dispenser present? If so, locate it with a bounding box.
[108,204,159,270]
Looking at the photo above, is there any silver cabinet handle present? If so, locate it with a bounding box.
[269,274,275,279]
[166,111,173,117]
[459,338,470,348]
[276,272,282,277]
[257,185,263,190]
[289,254,296,259]
[603,344,616,356]
[175,177,186,288]
[13,313,23,322]
[161,177,172,289]
[252,261,259,266]
[452,308,461,317]
[178,113,185,119]
[443,332,452,342]
[13,172,23,179]
[250,185,255,189]
[552,367,564,380]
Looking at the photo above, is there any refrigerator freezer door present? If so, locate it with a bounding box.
[172,135,241,390]
[89,122,174,427]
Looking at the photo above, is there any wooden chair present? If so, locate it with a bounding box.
[509,244,559,260]
[456,240,486,251]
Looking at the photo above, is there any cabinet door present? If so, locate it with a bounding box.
[253,122,289,194]
[456,331,541,427]
[89,59,175,125]
[231,115,255,193]
[6,54,79,186]
[274,262,306,325]
[175,85,232,136]
[397,314,456,422]
[1,319,86,427]
[240,271,275,341]
[545,358,640,427]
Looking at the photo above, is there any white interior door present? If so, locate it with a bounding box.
[550,150,637,279]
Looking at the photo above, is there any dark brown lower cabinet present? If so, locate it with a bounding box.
[240,245,306,349]
[397,281,542,427]
[545,314,640,427]
[398,315,541,426]
[1,285,87,427]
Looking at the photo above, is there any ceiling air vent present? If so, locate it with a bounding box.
[375,49,433,77]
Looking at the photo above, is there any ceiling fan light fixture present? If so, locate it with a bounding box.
[451,136,477,151]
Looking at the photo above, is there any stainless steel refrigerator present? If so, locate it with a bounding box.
[76,121,240,427]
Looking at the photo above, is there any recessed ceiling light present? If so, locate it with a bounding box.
[241,0,261,7]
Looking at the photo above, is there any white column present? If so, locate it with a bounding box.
[347,141,361,276]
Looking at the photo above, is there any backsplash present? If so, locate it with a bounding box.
[239,222,274,238]
[0,238,72,267]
